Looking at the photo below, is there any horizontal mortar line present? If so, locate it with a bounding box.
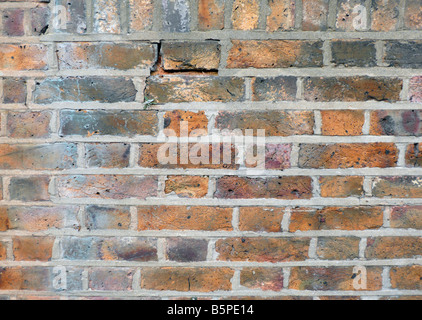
[0,70,151,77]
[39,31,422,42]
[219,68,422,77]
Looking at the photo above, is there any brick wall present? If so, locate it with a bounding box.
[0,0,421,300]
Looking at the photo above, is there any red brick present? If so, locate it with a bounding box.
[3,78,26,104]
[372,176,422,198]
[404,0,422,30]
[319,176,365,198]
[266,0,295,31]
[98,238,157,262]
[0,44,47,70]
[370,110,422,136]
[165,176,209,198]
[240,268,284,291]
[13,237,54,261]
[239,207,284,233]
[31,7,50,35]
[371,0,401,31]
[129,0,154,31]
[302,0,329,31]
[390,266,422,290]
[231,0,260,30]
[0,242,6,260]
[85,143,130,168]
[366,237,422,259]
[410,77,422,102]
[164,110,208,137]
[89,268,134,291]
[7,111,52,138]
[198,0,225,30]
[0,267,51,291]
[391,206,422,229]
[3,9,24,36]
[406,144,422,167]
[316,237,361,260]
[321,110,365,136]
[336,0,367,31]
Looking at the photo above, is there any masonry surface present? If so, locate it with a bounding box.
[0,0,421,300]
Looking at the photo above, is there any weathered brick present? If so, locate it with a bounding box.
[239,207,284,233]
[85,206,131,230]
[145,76,245,103]
[216,238,309,262]
[240,268,284,291]
[198,0,225,30]
[57,43,157,70]
[60,110,158,137]
[319,176,365,198]
[9,176,50,201]
[94,0,120,33]
[216,111,314,136]
[0,206,79,232]
[304,77,403,102]
[0,44,47,70]
[34,78,137,104]
[266,0,295,31]
[260,144,292,170]
[289,267,383,291]
[390,266,422,290]
[406,144,422,167]
[3,78,26,104]
[289,207,384,232]
[370,110,422,136]
[331,41,377,67]
[161,41,220,71]
[336,0,367,31]
[0,242,6,261]
[214,176,313,199]
[366,237,422,259]
[31,7,50,35]
[85,143,130,168]
[13,237,54,261]
[372,176,422,198]
[55,0,87,34]
[371,0,400,31]
[0,144,77,170]
[164,110,208,137]
[162,0,191,32]
[165,238,208,262]
[321,110,365,136]
[89,268,134,291]
[7,111,52,138]
[227,40,323,68]
[384,41,422,68]
[3,9,24,36]
[404,0,422,30]
[316,237,361,260]
[391,206,422,229]
[302,0,329,31]
[165,176,209,198]
[129,0,154,31]
[231,0,259,30]
[299,143,398,169]
[57,175,158,200]
[137,206,233,231]
[251,76,297,101]
[140,267,234,292]
[410,77,422,102]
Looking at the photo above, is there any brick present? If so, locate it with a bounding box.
[34,78,137,104]
[3,9,24,36]
[7,111,52,138]
[94,0,120,33]
[316,237,361,260]
[266,0,295,31]
[0,242,6,260]
[289,267,383,291]
[321,110,365,136]
[165,176,209,198]
[390,266,422,290]
[239,207,284,233]
[3,78,26,104]
[404,0,422,30]
[299,143,398,169]
[162,0,191,32]
[161,41,220,71]
[13,237,54,261]
[89,268,134,291]
[55,0,87,34]
[370,110,422,136]
[289,207,384,232]
[60,110,158,137]
[410,77,422,102]
[331,41,377,67]
[141,267,234,292]
[251,76,297,101]
[231,0,259,30]
[366,237,422,259]
[57,43,157,70]
[302,0,329,31]
[198,0,225,30]
[304,77,403,102]
[31,7,50,35]
[214,176,313,199]
[85,143,130,168]
[57,175,158,200]
[0,44,47,70]
[145,76,245,103]
[137,206,233,231]
[227,40,323,68]
[0,206,79,232]
[391,206,422,229]
[240,268,284,291]
[164,110,208,137]
[372,176,422,198]
[319,176,365,198]
[85,206,131,230]
[216,111,314,136]
[0,267,53,291]
[260,144,292,170]
[0,144,77,170]
[384,41,422,68]
[165,238,208,262]
[216,238,309,262]
[371,0,400,31]
[336,0,367,31]
[406,144,422,167]
[129,0,154,31]
[9,176,50,201]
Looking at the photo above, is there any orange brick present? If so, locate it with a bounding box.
[12,237,54,261]
[319,176,365,198]
[165,176,209,198]
[321,110,365,136]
